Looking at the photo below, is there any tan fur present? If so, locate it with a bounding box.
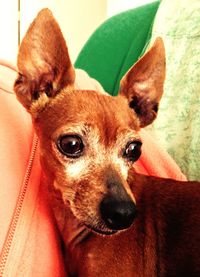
[35,90,140,233]
[14,9,200,277]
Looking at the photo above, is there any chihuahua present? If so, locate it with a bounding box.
[14,9,200,277]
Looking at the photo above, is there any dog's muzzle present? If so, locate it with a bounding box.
[100,195,137,231]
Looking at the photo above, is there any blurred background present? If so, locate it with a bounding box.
[0,0,154,62]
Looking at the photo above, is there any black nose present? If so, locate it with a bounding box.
[100,196,137,230]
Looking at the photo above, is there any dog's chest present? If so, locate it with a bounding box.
[66,226,156,277]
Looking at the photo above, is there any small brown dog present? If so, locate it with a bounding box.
[14,9,200,277]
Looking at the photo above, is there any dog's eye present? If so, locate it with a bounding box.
[124,141,142,162]
[57,135,84,158]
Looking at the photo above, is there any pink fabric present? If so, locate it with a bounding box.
[135,129,186,181]
[0,61,186,276]
[0,61,65,276]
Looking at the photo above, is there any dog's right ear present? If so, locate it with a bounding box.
[119,38,166,128]
[14,9,75,111]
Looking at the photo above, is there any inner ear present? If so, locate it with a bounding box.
[129,95,159,128]
[14,8,75,111]
[119,37,166,128]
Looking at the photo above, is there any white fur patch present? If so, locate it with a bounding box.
[65,151,128,183]
[112,155,129,179]
[55,124,138,185]
[66,159,88,179]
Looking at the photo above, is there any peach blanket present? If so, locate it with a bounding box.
[0,61,186,276]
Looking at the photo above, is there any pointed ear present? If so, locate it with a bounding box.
[14,8,75,111]
[119,37,166,128]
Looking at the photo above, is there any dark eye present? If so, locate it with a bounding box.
[57,135,84,158]
[124,141,142,162]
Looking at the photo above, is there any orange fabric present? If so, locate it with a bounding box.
[0,61,185,276]
[0,62,65,276]
[135,129,187,181]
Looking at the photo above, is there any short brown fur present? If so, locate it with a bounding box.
[14,9,200,277]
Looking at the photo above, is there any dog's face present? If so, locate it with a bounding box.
[33,90,141,234]
[14,9,165,235]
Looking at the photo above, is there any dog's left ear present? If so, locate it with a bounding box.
[14,8,75,111]
[119,38,166,128]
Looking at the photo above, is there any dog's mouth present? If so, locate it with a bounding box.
[69,195,137,236]
[84,223,118,236]
[80,198,137,236]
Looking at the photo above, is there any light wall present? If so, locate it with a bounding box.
[20,0,107,62]
[0,0,18,61]
[107,0,155,17]
[0,0,107,63]
[0,0,152,63]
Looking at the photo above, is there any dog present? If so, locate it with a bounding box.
[14,9,200,277]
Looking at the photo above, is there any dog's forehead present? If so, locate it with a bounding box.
[36,89,139,137]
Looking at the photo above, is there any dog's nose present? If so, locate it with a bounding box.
[100,196,137,230]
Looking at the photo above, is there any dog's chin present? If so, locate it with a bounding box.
[84,224,118,236]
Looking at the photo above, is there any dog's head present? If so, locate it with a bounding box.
[14,9,165,235]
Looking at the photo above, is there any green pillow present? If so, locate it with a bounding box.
[75,1,160,96]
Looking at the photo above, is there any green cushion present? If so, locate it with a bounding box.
[75,1,160,96]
